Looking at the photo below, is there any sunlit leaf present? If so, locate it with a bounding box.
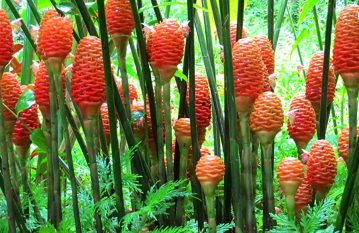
[175,70,188,81]
[30,129,47,154]
[298,0,320,24]
[15,89,35,114]
[290,28,309,57]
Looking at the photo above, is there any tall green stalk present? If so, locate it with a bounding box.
[0,67,16,233]
[47,60,82,232]
[273,0,289,51]
[98,0,126,223]
[219,1,242,231]
[164,83,173,181]
[6,135,19,204]
[74,0,98,37]
[268,0,274,44]
[318,0,335,140]
[335,138,359,232]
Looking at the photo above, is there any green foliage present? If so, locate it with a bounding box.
[30,129,47,153]
[121,180,191,232]
[15,89,35,114]
[298,0,320,24]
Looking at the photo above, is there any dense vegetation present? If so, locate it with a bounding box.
[0,0,358,232]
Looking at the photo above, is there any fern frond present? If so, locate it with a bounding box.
[269,213,299,233]
[150,226,192,233]
[300,198,333,233]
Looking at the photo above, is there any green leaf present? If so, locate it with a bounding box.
[15,89,35,114]
[290,28,309,57]
[30,129,47,153]
[175,70,188,82]
[298,0,320,24]
[58,1,79,15]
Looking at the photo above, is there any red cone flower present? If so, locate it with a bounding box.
[305,51,335,111]
[338,126,359,162]
[277,157,304,195]
[146,19,185,84]
[37,10,60,59]
[250,92,284,139]
[196,155,225,190]
[71,36,106,119]
[106,0,134,36]
[34,61,66,121]
[253,35,275,75]
[230,22,247,47]
[12,103,39,147]
[333,5,359,75]
[287,93,316,148]
[174,118,191,146]
[307,140,337,193]
[1,73,21,122]
[117,81,138,106]
[232,38,266,112]
[295,176,313,215]
[100,103,110,142]
[38,13,72,59]
[186,74,211,130]
[0,10,13,67]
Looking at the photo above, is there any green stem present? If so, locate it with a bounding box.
[261,143,275,231]
[53,67,82,232]
[318,0,335,140]
[175,146,189,225]
[44,123,55,224]
[268,0,274,45]
[0,68,16,233]
[313,6,323,50]
[84,118,103,233]
[164,83,173,180]
[73,0,98,37]
[205,195,217,233]
[155,80,166,185]
[6,135,19,204]
[20,153,30,219]
[285,195,295,220]
[347,88,358,163]
[47,63,61,227]
[239,112,256,232]
[335,137,359,232]
[273,0,289,51]
[165,0,172,18]
[208,0,223,44]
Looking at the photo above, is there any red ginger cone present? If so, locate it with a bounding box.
[232,38,266,113]
[106,0,134,36]
[37,10,60,60]
[146,19,185,85]
[305,51,335,111]
[338,126,359,162]
[34,61,66,121]
[117,81,138,106]
[229,22,247,47]
[0,10,13,68]
[174,118,191,148]
[277,157,304,219]
[306,140,337,199]
[71,36,106,119]
[186,74,211,131]
[333,5,359,82]
[250,91,283,144]
[38,13,72,60]
[12,103,40,151]
[277,157,304,195]
[253,35,275,75]
[295,176,313,216]
[1,73,22,124]
[287,92,316,154]
[100,103,110,142]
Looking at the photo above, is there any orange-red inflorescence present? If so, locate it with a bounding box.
[305,51,335,110]
[295,176,313,214]
[1,73,21,122]
[0,10,13,67]
[287,93,316,146]
[71,36,106,118]
[277,157,304,184]
[186,74,211,131]
[100,103,110,141]
[196,155,225,184]
[229,22,247,47]
[146,19,184,81]
[338,126,359,161]
[117,81,138,105]
[174,118,191,138]
[12,104,40,146]
[37,10,60,59]
[250,91,283,133]
[306,140,337,192]
[38,13,72,59]
[253,35,275,75]
[232,38,266,111]
[34,61,66,120]
[333,5,359,74]
[105,0,135,36]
